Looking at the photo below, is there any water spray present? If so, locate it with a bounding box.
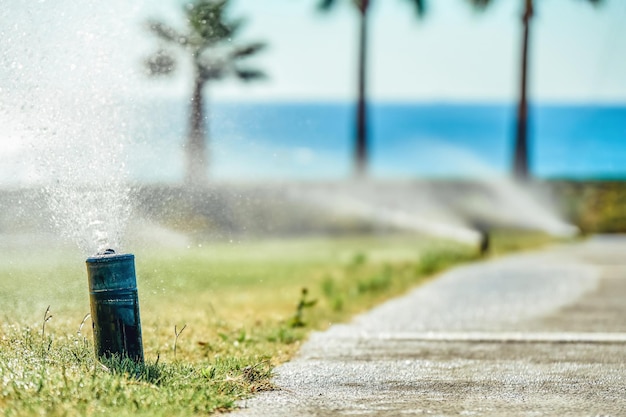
[86,250,144,362]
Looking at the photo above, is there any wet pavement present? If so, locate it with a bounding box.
[232,236,626,416]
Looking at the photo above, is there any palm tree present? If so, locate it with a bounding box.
[144,0,265,187]
[470,0,603,181]
[318,0,426,178]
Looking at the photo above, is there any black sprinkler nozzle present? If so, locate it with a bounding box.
[86,253,144,363]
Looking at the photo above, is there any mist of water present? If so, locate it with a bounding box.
[39,127,132,256]
[430,144,578,237]
[284,144,577,246]
[286,181,483,245]
[0,1,148,256]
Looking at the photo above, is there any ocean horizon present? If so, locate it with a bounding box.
[126,100,626,183]
[2,100,626,186]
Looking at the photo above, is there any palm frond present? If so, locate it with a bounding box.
[408,0,427,17]
[227,17,246,37]
[230,42,266,59]
[318,0,339,12]
[186,0,236,44]
[465,0,494,9]
[144,0,266,84]
[144,49,177,76]
[234,68,266,82]
[146,20,187,46]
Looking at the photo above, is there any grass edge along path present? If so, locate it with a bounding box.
[0,231,557,416]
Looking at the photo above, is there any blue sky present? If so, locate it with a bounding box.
[162,0,626,102]
[2,0,625,103]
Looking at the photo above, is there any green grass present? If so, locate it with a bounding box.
[0,233,550,416]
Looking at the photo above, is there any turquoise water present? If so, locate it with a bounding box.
[129,101,626,182]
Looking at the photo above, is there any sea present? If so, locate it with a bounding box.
[126,101,626,183]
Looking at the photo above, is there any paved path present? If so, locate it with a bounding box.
[233,236,626,416]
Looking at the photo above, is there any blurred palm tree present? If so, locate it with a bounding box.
[469,0,603,182]
[144,0,265,187]
[318,0,426,178]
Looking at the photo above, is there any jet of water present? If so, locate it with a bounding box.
[0,0,146,256]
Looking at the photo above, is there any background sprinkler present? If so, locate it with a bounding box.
[479,230,490,256]
[86,250,144,362]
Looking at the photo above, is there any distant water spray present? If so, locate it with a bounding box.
[428,143,578,237]
[286,181,483,246]
[0,1,146,255]
[285,143,578,245]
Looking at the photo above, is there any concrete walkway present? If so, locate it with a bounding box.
[233,236,626,416]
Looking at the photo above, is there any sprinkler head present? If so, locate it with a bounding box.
[479,231,490,256]
[86,253,144,362]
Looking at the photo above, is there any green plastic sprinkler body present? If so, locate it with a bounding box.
[86,251,144,362]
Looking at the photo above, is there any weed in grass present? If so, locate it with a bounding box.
[38,305,54,395]
[288,288,317,328]
[41,305,52,343]
[77,313,91,343]
[173,324,187,361]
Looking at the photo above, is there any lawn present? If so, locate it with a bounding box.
[0,231,552,416]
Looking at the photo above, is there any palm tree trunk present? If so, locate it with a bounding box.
[513,0,533,181]
[186,72,208,187]
[354,1,369,178]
